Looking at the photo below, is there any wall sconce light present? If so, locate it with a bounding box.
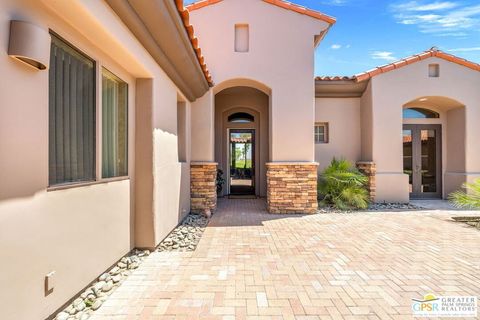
[8,20,51,70]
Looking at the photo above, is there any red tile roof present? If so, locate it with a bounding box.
[175,0,213,86]
[315,76,355,81]
[316,48,480,83]
[186,0,336,25]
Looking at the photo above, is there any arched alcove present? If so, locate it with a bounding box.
[402,96,466,198]
[214,83,270,197]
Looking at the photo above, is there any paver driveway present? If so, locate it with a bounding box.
[91,199,480,320]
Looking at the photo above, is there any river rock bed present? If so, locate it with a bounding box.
[54,249,150,320]
[157,213,209,252]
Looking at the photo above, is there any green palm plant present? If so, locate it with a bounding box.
[449,179,480,209]
[318,158,369,210]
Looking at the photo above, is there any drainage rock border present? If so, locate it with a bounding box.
[156,213,209,252]
[54,249,150,320]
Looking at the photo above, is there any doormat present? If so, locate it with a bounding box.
[228,195,257,199]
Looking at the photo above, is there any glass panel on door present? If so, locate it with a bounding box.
[230,131,254,195]
[403,124,441,199]
[403,129,413,193]
[421,129,437,193]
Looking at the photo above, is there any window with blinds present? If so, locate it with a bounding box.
[49,34,96,186]
[102,68,128,178]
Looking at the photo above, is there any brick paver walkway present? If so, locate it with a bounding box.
[91,199,480,319]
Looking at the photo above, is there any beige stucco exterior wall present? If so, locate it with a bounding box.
[0,0,191,318]
[189,0,329,162]
[368,57,480,202]
[215,87,269,196]
[315,98,361,171]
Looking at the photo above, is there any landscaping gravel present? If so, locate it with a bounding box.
[318,202,422,213]
[54,249,150,320]
[157,213,209,252]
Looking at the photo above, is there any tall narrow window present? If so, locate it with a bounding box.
[49,34,95,186]
[235,24,249,52]
[314,123,329,144]
[102,68,128,178]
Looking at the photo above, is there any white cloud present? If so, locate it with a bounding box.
[392,1,458,11]
[391,1,480,36]
[321,0,348,6]
[449,47,480,52]
[330,44,342,49]
[371,51,398,61]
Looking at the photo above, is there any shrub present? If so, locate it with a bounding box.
[216,169,225,194]
[318,158,369,210]
[449,179,480,209]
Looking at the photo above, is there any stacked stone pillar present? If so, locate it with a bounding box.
[266,162,318,214]
[190,162,217,217]
[356,161,376,202]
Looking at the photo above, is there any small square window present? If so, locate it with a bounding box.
[429,64,439,77]
[234,24,249,52]
[315,123,329,144]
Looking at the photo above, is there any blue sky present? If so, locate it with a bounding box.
[185,0,480,76]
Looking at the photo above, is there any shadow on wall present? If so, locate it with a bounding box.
[152,128,189,240]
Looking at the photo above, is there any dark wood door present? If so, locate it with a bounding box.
[403,124,442,199]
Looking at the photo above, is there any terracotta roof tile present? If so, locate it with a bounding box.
[186,0,336,24]
[350,48,480,83]
[315,76,355,81]
[317,48,480,83]
[174,0,213,86]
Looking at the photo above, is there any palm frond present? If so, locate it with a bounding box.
[449,179,480,209]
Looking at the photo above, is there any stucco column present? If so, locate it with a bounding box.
[190,90,215,162]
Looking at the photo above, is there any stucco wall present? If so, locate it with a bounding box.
[369,57,480,201]
[189,0,329,162]
[0,0,190,318]
[315,98,361,171]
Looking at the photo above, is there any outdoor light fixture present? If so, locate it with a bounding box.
[8,20,50,70]
[419,98,428,102]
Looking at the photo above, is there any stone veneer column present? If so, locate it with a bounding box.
[266,162,318,214]
[356,161,376,201]
[190,162,217,217]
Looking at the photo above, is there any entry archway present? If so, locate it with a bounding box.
[402,96,466,199]
[214,85,270,197]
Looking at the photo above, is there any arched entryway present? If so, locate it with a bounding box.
[214,84,270,197]
[402,96,465,199]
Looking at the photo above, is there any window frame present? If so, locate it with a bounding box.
[47,31,130,191]
[101,67,129,179]
[314,122,329,144]
[48,32,97,187]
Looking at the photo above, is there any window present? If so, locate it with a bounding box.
[429,64,439,77]
[49,34,96,186]
[403,108,439,119]
[315,123,329,143]
[228,112,254,123]
[234,24,249,52]
[102,68,128,178]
